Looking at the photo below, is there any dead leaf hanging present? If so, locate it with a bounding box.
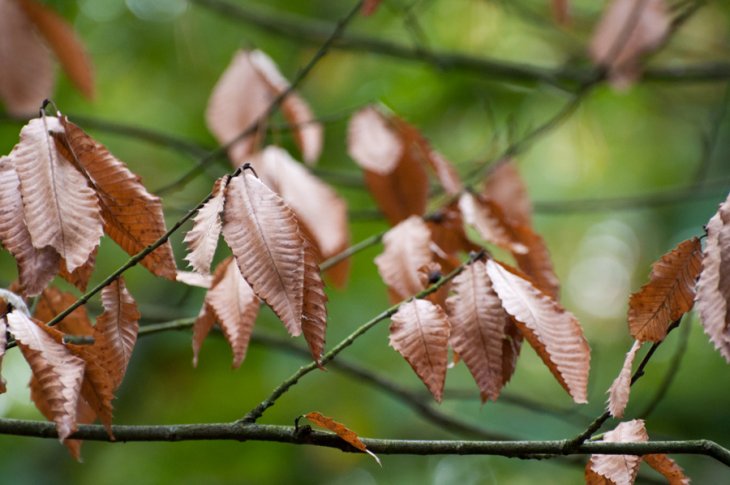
[389,299,451,401]
[222,172,304,336]
[0,156,59,296]
[446,259,510,402]
[61,118,178,280]
[459,192,528,254]
[607,339,642,419]
[643,453,690,484]
[301,238,328,364]
[628,238,701,342]
[184,177,227,275]
[33,286,93,337]
[587,419,648,484]
[483,160,532,227]
[9,116,103,273]
[486,259,590,403]
[303,411,381,465]
[347,106,403,175]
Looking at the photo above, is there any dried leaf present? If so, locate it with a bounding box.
[61,118,178,279]
[347,106,403,175]
[302,238,328,364]
[0,156,59,296]
[176,270,213,289]
[34,287,93,337]
[426,201,480,272]
[93,278,140,389]
[486,259,590,403]
[363,154,429,226]
[585,463,616,484]
[696,213,730,362]
[0,316,6,394]
[483,160,532,227]
[501,317,523,386]
[389,299,451,401]
[66,342,114,435]
[446,260,510,402]
[192,303,216,368]
[459,193,528,254]
[184,177,227,274]
[588,419,649,485]
[607,340,642,418]
[9,116,103,273]
[0,0,55,115]
[205,257,259,368]
[628,238,702,342]
[206,50,271,164]
[511,224,561,300]
[375,216,433,302]
[18,0,94,98]
[589,0,671,89]
[643,454,690,485]
[222,172,304,335]
[304,411,380,465]
[7,310,85,441]
[59,245,97,292]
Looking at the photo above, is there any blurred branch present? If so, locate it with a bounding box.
[190,0,729,87]
[0,418,728,465]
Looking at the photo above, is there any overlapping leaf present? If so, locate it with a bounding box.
[446,260,510,402]
[62,118,177,280]
[486,259,590,403]
[483,160,532,227]
[222,172,304,335]
[347,106,403,175]
[375,216,433,302]
[607,340,642,418]
[628,238,701,342]
[34,286,93,336]
[9,116,103,273]
[389,299,451,401]
[588,419,648,484]
[589,0,670,89]
[302,238,328,364]
[184,177,227,274]
[459,192,527,254]
[0,156,59,296]
[643,454,690,484]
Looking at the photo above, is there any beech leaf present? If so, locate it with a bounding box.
[628,238,702,342]
[486,259,590,403]
[176,270,213,289]
[375,216,433,302]
[184,177,227,274]
[347,106,403,175]
[607,340,642,419]
[303,411,380,465]
[483,160,532,227]
[588,419,649,485]
[7,310,85,442]
[0,156,59,296]
[59,246,97,292]
[0,0,55,115]
[459,193,528,254]
[446,260,511,402]
[222,172,304,336]
[510,224,561,300]
[34,287,93,337]
[17,0,94,99]
[643,454,690,485]
[9,116,103,273]
[589,0,670,89]
[389,299,451,401]
[302,238,328,364]
[204,257,259,368]
[61,118,178,280]
[192,303,217,368]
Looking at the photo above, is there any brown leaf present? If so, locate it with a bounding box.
[363,155,429,226]
[588,419,648,485]
[501,317,523,387]
[302,238,328,364]
[184,177,227,274]
[426,201,480,272]
[643,454,690,485]
[34,286,93,337]
[205,257,259,368]
[486,259,590,403]
[446,260,510,402]
[304,411,380,465]
[61,118,178,280]
[511,224,561,300]
[628,238,701,342]
[252,146,350,268]
[696,213,730,362]
[0,156,59,296]
[176,270,213,289]
[9,116,103,273]
[0,316,6,394]
[589,0,671,89]
[0,0,54,115]
[7,310,85,441]
[459,193,528,254]
[222,172,304,335]
[93,278,140,389]
[347,106,403,175]
[206,50,271,164]
[375,216,433,302]
[389,299,451,401]
[18,0,94,99]
[192,303,216,368]
[483,160,532,227]
[585,463,616,484]
[59,246,97,292]
[607,340,642,419]
[66,342,114,435]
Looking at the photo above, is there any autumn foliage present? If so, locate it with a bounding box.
[0,0,726,483]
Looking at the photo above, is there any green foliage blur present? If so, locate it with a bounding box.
[1,0,729,483]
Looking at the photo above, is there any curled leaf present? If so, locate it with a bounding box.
[184,177,227,274]
[607,340,642,418]
[301,238,328,364]
[389,299,451,401]
[304,411,381,465]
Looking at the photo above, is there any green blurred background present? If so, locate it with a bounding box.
[1,0,729,483]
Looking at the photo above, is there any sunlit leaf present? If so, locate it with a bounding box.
[304,411,380,465]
